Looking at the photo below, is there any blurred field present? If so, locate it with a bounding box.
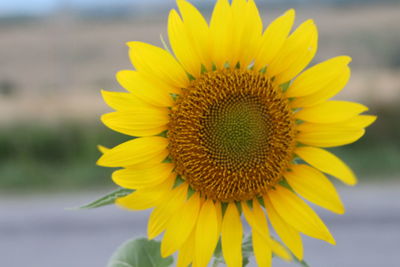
[0,1,400,191]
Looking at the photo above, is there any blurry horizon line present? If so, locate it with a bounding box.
[0,0,397,18]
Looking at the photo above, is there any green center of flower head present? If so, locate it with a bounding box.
[168,69,296,202]
[202,94,270,169]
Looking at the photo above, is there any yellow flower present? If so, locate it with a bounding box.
[98,0,376,266]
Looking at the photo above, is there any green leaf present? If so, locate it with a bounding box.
[211,239,224,266]
[242,234,253,267]
[71,188,133,209]
[107,238,174,267]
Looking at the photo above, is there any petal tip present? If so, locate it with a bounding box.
[97,145,109,154]
[343,55,352,64]
[336,205,346,215]
[365,115,378,127]
[96,156,107,167]
[327,235,336,245]
[285,8,296,18]
[169,8,179,18]
[126,41,140,48]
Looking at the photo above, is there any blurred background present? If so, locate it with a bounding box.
[0,0,399,266]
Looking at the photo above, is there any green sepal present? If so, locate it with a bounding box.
[187,186,196,199]
[170,93,179,101]
[201,64,208,74]
[107,238,174,267]
[280,81,291,92]
[71,188,133,210]
[158,130,168,138]
[187,73,196,81]
[278,178,293,190]
[247,62,255,70]
[256,195,265,208]
[173,175,185,188]
[294,257,311,267]
[162,156,173,163]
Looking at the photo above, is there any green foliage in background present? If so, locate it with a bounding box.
[0,121,128,191]
[0,104,399,192]
[107,238,173,267]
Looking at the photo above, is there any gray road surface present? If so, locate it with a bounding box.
[1,181,399,267]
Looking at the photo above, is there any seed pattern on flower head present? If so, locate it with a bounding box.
[169,69,296,201]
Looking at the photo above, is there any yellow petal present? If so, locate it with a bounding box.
[242,201,272,266]
[221,202,243,267]
[242,201,292,262]
[286,56,352,97]
[116,70,174,107]
[267,185,335,244]
[112,163,174,190]
[101,109,169,137]
[290,67,351,108]
[176,0,211,72]
[195,200,219,267]
[295,146,357,185]
[147,183,188,239]
[275,20,318,85]
[97,145,109,154]
[336,115,377,129]
[127,41,188,90]
[116,174,175,210]
[162,193,201,257]
[252,230,272,267]
[242,201,269,239]
[177,229,196,267]
[101,90,155,111]
[285,164,345,214]
[264,197,303,260]
[168,9,202,76]
[215,201,223,233]
[254,9,295,70]
[231,0,263,67]
[127,149,169,169]
[97,137,168,167]
[297,115,377,132]
[295,101,368,123]
[209,0,233,68]
[267,20,317,81]
[230,0,249,67]
[269,239,292,261]
[297,128,365,148]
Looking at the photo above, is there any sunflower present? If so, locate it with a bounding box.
[97,0,376,266]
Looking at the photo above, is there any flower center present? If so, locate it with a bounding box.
[168,69,296,201]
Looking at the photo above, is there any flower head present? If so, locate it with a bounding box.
[98,0,376,266]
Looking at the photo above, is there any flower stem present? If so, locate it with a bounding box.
[212,259,219,267]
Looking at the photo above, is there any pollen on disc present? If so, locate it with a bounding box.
[168,69,296,202]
